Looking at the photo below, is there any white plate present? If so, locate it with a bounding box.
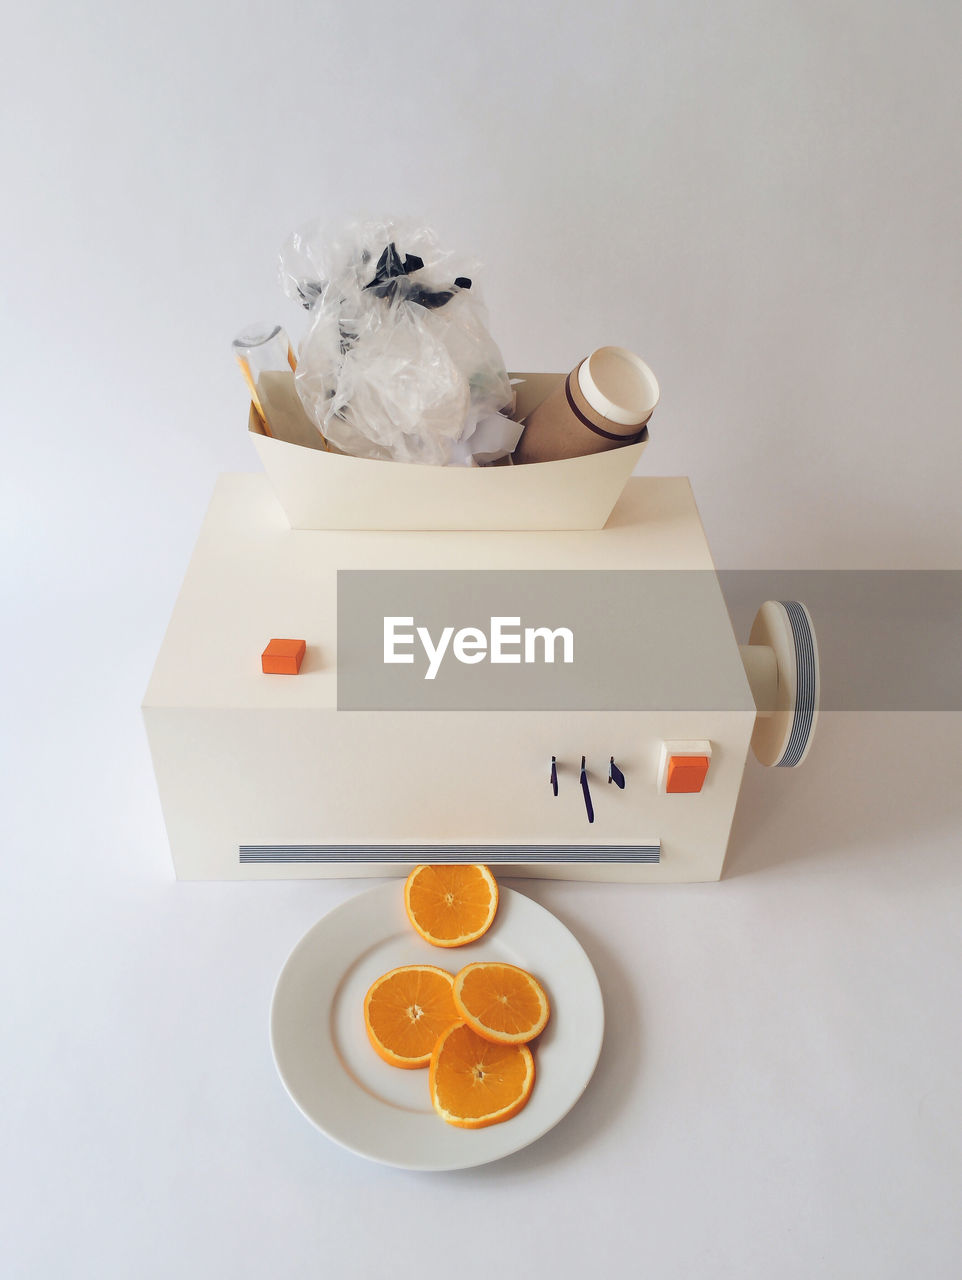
[270,883,604,1171]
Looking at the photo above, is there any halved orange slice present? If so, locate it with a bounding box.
[452,962,550,1044]
[429,1021,534,1128]
[363,965,458,1069]
[403,864,499,948]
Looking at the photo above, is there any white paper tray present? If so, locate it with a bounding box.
[248,372,647,531]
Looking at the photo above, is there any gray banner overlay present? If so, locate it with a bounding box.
[336,570,962,712]
[337,570,751,711]
[719,571,961,711]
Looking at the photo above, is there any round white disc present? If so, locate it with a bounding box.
[748,600,819,767]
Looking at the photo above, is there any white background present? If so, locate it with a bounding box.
[2,2,961,1277]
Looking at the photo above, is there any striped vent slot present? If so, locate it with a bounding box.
[777,600,817,767]
[239,844,660,865]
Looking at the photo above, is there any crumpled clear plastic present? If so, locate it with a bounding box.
[279,217,518,465]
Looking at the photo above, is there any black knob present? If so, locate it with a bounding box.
[608,757,626,789]
[580,756,594,824]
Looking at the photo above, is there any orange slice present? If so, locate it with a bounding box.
[429,1022,534,1128]
[404,864,499,948]
[452,961,550,1044]
[363,965,458,1069]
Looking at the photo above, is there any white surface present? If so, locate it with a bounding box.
[3,0,962,1276]
[270,884,603,1170]
[4,681,962,1277]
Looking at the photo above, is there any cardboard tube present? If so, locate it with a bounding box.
[514,347,659,464]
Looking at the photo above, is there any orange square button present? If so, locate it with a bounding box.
[666,754,710,793]
[261,638,306,675]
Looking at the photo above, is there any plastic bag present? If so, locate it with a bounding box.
[279,218,518,465]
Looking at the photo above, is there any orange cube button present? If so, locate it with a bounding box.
[666,754,710,794]
[261,638,306,675]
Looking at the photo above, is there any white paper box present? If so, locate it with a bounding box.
[248,372,648,531]
[142,475,756,882]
